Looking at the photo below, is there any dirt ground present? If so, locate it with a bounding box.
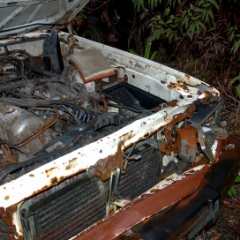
[195,184,240,239]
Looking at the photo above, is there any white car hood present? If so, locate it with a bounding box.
[0,0,89,38]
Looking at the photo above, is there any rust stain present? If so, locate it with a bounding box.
[0,206,23,239]
[178,126,197,149]
[159,104,196,155]
[88,143,124,181]
[65,158,77,170]
[51,177,58,186]
[218,137,240,161]
[144,133,149,138]
[74,165,210,240]
[4,195,9,200]
[215,134,230,162]
[120,133,128,142]
[167,80,189,92]
[29,174,34,177]
[32,185,50,196]
[201,91,212,104]
[185,74,191,82]
[45,167,57,178]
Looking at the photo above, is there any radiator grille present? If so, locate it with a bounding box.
[119,143,161,199]
[21,176,107,240]
[21,143,161,240]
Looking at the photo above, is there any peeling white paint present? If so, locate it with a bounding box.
[145,165,205,193]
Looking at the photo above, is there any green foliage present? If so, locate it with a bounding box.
[131,0,144,12]
[148,0,218,42]
[229,73,240,98]
[131,0,240,97]
[235,176,240,183]
[130,42,157,60]
[227,176,240,197]
[228,186,237,197]
[77,10,86,19]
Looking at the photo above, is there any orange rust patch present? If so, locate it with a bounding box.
[51,177,58,186]
[0,206,21,239]
[201,91,212,104]
[32,185,50,196]
[144,133,149,138]
[185,74,191,81]
[29,174,34,177]
[65,158,77,170]
[45,167,57,178]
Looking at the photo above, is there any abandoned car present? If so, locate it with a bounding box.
[0,0,239,239]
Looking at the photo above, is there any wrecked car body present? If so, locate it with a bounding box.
[0,1,239,240]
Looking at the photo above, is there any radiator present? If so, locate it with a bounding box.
[20,143,161,240]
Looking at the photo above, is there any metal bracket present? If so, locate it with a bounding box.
[106,167,120,216]
[88,143,124,181]
[197,126,214,162]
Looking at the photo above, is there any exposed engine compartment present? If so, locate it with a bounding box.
[0,31,226,240]
[0,32,172,182]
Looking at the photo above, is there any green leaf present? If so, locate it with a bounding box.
[229,74,240,86]
[231,40,240,55]
[230,186,237,196]
[150,51,157,61]
[234,176,240,183]
[164,7,170,15]
[158,19,166,26]
[129,49,137,55]
[202,9,206,22]
[132,0,144,11]
[188,24,195,40]
[144,42,152,59]
[199,21,206,31]
[236,84,240,98]
[182,10,187,18]
[209,10,214,21]
[166,18,173,24]
[208,0,219,10]
[184,17,189,29]
[229,31,235,42]
[227,189,233,197]
[166,29,172,38]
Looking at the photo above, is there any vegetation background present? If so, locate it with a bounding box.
[131,0,240,137]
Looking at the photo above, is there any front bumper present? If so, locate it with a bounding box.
[74,137,240,240]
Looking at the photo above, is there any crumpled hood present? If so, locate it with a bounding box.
[0,0,89,39]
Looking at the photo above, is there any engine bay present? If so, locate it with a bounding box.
[0,31,179,181]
